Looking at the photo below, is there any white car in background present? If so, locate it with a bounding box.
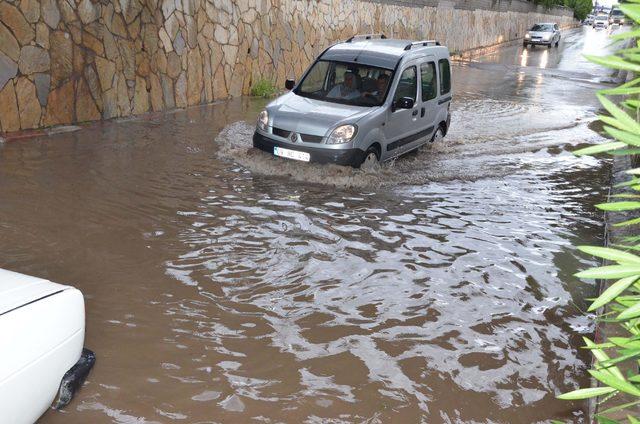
[523,23,561,48]
[593,15,609,29]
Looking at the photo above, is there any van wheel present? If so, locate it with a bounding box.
[430,126,445,143]
[360,147,379,170]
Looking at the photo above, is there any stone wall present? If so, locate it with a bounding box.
[0,0,575,134]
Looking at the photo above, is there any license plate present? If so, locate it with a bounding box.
[273,146,310,162]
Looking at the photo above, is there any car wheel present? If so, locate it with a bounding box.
[430,126,445,143]
[360,146,380,170]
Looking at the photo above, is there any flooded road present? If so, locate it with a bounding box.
[0,27,620,423]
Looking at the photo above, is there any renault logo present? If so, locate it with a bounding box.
[290,132,299,143]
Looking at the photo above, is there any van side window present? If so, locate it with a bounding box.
[393,66,417,103]
[420,62,437,101]
[438,59,451,95]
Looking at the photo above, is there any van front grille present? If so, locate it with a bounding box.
[273,127,291,138]
[301,134,323,143]
[272,127,324,143]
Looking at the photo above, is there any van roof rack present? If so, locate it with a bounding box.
[346,33,387,42]
[404,40,440,50]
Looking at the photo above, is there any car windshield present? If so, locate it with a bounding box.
[531,24,554,32]
[596,15,607,20]
[295,60,394,107]
[611,10,624,15]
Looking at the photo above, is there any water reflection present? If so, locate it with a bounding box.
[0,26,615,424]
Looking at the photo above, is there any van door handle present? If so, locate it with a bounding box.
[412,110,418,116]
[420,107,425,118]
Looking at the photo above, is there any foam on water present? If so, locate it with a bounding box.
[215,118,605,189]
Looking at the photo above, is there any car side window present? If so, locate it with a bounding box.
[438,59,451,95]
[420,62,437,101]
[393,66,417,103]
[554,24,559,30]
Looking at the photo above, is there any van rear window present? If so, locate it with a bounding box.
[439,59,451,95]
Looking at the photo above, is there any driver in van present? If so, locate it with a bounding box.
[327,71,361,100]
[362,73,390,102]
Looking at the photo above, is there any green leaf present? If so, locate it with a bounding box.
[617,300,640,320]
[578,246,640,264]
[596,417,622,424]
[575,265,640,280]
[609,149,640,156]
[589,369,640,397]
[597,95,640,134]
[611,194,640,199]
[583,337,626,380]
[589,276,639,311]
[596,202,640,211]
[620,4,640,22]
[600,115,635,133]
[597,399,640,416]
[573,142,626,156]
[614,178,640,188]
[604,126,640,147]
[599,87,640,96]
[626,169,640,175]
[586,55,640,73]
[611,28,640,41]
[556,386,617,400]
[613,217,640,227]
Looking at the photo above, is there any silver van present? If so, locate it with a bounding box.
[252,34,452,168]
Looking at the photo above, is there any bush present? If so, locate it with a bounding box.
[250,78,278,98]
[557,4,640,423]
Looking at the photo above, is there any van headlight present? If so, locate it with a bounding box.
[326,125,357,144]
[257,110,269,131]
[525,33,531,39]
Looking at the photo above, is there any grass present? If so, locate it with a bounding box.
[250,78,278,98]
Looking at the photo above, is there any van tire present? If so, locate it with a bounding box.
[360,146,380,170]
[431,125,445,143]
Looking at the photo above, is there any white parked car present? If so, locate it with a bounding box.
[0,269,95,423]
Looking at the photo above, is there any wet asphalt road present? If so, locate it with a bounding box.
[0,26,623,423]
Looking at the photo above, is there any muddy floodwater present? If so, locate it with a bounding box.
[0,28,620,423]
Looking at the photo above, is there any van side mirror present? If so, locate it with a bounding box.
[285,79,295,90]
[394,97,414,110]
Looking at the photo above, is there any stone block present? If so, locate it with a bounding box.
[76,77,100,121]
[33,73,50,106]
[15,77,41,129]
[0,23,20,61]
[50,31,73,87]
[0,52,18,91]
[43,79,74,126]
[18,46,50,75]
[0,81,20,132]
[0,2,34,45]
[19,0,39,23]
[41,0,61,28]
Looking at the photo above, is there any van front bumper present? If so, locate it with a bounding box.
[253,132,367,167]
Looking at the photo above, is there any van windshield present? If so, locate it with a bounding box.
[295,60,394,107]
